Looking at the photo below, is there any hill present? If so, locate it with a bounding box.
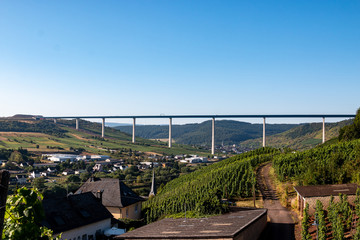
[143,147,280,223]
[0,119,207,156]
[240,119,353,150]
[114,120,298,146]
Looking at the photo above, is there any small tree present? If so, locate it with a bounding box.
[301,203,311,240]
[315,200,327,240]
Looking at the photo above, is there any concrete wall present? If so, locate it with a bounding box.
[55,218,111,240]
[234,210,267,240]
[107,202,142,220]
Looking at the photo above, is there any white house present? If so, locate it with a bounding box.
[30,171,41,178]
[180,156,208,164]
[90,155,110,161]
[48,154,78,162]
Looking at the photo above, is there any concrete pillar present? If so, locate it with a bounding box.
[263,117,266,147]
[169,118,172,148]
[322,117,325,144]
[211,117,215,155]
[53,119,57,124]
[76,118,79,130]
[102,118,105,138]
[132,118,136,143]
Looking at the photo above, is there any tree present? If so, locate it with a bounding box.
[32,177,46,191]
[9,151,24,164]
[339,107,360,141]
[301,203,311,240]
[315,200,326,240]
[2,187,60,239]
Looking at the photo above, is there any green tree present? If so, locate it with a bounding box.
[315,200,326,240]
[32,177,46,191]
[339,108,360,141]
[9,151,24,163]
[301,203,311,240]
[2,187,60,239]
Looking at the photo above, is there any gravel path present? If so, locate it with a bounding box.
[257,163,295,240]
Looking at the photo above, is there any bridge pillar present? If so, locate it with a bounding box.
[263,117,266,147]
[169,118,172,148]
[102,118,105,138]
[76,118,79,130]
[132,118,136,143]
[211,117,215,155]
[322,117,325,144]
[53,119,57,124]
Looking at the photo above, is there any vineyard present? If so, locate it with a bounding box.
[142,147,280,223]
[273,139,360,186]
[302,192,360,239]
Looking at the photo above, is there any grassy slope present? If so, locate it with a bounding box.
[0,120,208,156]
[240,119,353,150]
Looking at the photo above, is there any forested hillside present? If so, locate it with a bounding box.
[115,120,297,146]
[273,109,360,185]
[241,119,353,150]
[0,121,66,137]
[143,147,280,223]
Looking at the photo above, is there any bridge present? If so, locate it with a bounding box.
[40,114,356,154]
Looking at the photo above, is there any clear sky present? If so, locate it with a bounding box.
[0,1,359,124]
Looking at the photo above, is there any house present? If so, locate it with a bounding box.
[180,155,208,164]
[90,155,110,161]
[16,174,27,184]
[75,169,87,175]
[115,209,267,240]
[0,160,7,167]
[47,167,57,173]
[62,169,75,176]
[48,154,78,162]
[294,183,359,215]
[75,178,144,220]
[113,164,128,171]
[42,192,114,240]
[30,170,41,178]
[93,164,103,172]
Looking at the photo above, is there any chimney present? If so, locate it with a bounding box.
[96,190,104,203]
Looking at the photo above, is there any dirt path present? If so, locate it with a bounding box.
[257,162,296,240]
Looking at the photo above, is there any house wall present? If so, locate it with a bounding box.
[54,218,111,240]
[300,194,356,215]
[107,202,142,220]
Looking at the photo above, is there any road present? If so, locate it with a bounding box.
[257,163,296,240]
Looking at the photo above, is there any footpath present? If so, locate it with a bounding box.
[257,163,297,240]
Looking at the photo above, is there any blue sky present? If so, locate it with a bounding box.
[0,1,359,124]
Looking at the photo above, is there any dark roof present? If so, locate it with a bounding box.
[115,209,267,239]
[294,184,359,198]
[42,192,112,234]
[75,178,144,208]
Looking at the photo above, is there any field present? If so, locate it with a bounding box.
[0,123,208,156]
